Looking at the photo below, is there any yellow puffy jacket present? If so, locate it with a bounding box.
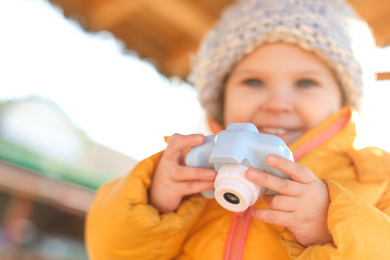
[85,107,390,259]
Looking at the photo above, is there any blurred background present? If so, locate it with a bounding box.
[0,0,389,259]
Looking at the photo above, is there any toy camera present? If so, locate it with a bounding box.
[185,123,294,212]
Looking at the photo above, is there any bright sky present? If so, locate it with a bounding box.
[1,0,390,161]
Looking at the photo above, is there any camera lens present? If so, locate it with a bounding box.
[223,192,240,204]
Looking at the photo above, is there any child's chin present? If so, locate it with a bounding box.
[280,132,301,146]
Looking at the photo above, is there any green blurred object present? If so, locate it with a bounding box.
[0,138,113,191]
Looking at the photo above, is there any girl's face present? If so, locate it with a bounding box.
[223,43,343,145]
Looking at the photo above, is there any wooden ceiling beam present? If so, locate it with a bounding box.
[376,72,390,81]
[124,34,163,61]
[347,0,390,47]
[162,47,197,77]
[143,0,215,41]
[87,0,144,30]
[370,14,390,47]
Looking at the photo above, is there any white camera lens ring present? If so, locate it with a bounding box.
[215,178,252,212]
[214,164,264,212]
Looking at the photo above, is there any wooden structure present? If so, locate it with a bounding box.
[48,0,390,79]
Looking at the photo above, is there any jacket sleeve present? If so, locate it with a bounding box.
[85,151,207,260]
[280,178,390,260]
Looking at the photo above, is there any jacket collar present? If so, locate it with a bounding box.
[288,106,390,182]
[289,106,353,160]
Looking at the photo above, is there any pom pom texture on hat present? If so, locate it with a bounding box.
[188,0,369,125]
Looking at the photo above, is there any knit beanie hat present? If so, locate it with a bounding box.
[188,0,375,126]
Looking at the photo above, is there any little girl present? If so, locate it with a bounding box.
[86,0,390,259]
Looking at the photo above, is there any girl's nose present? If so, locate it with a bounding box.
[260,89,293,113]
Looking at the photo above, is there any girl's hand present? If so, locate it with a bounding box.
[149,133,217,214]
[246,154,333,247]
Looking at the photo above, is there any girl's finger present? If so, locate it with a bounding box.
[263,194,298,212]
[266,155,316,184]
[164,133,206,160]
[246,168,302,196]
[179,180,215,196]
[252,209,293,227]
[171,166,216,182]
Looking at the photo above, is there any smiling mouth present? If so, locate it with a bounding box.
[260,127,288,135]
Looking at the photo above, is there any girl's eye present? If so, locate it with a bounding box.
[296,79,317,88]
[244,78,263,87]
